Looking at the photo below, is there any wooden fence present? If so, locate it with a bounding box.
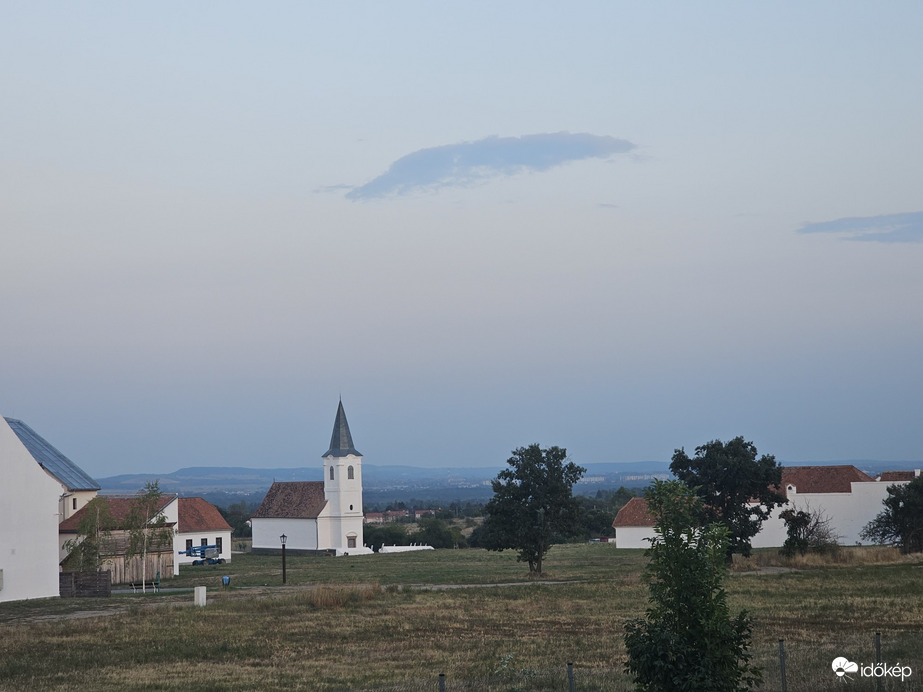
[60,571,111,598]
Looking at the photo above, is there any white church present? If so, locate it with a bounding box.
[250,401,371,556]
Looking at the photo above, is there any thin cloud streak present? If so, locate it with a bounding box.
[797,212,923,243]
[346,132,636,200]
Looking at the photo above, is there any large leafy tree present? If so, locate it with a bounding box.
[481,444,585,575]
[861,476,923,553]
[671,436,785,558]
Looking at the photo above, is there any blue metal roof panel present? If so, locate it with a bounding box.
[4,417,101,491]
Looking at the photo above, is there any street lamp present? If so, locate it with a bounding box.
[280,533,287,584]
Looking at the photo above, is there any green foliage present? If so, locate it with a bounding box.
[217,500,254,538]
[575,487,639,539]
[779,507,839,557]
[364,523,410,552]
[861,475,923,553]
[624,480,761,691]
[61,496,115,571]
[415,518,467,549]
[670,436,786,558]
[480,444,585,574]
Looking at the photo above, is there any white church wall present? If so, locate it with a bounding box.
[252,517,319,551]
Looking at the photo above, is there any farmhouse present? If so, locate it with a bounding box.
[611,465,918,549]
[175,497,233,567]
[250,400,370,555]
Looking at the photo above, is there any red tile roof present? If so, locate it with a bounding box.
[878,471,918,482]
[251,481,327,519]
[780,465,873,494]
[59,496,175,533]
[612,497,655,527]
[178,497,232,533]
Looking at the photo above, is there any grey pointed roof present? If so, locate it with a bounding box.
[322,400,361,458]
[4,417,100,491]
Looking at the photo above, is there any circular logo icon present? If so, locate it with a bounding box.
[832,657,859,677]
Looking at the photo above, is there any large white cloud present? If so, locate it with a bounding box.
[345,132,636,200]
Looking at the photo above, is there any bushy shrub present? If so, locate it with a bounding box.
[624,480,762,691]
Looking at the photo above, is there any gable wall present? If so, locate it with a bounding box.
[0,419,63,602]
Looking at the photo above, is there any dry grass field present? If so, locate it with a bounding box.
[1,544,921,691]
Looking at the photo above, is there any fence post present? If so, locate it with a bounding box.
[779,639,787,692]
[567,662,575,692]
[438,672,445,692]
[876,632,882,692]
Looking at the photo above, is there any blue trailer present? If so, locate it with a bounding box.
[179,545,225,565]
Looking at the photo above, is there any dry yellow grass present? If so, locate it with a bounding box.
[0,544,920,690]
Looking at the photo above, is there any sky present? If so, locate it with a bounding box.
[2,2,922,479]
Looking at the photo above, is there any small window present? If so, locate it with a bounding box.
[201,538,208,547]
[186,539,193,551]
[330,466,335,480]
[216,537,223,554]
[72,498,77,510]
[347,537,357,549]
[348,465,354,480]
[349,504,354,511]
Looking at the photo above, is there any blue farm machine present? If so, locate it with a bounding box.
[179,545,225,565]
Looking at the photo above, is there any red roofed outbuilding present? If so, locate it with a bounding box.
[175,497,233,566]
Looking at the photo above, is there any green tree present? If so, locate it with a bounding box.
[671,436,786,558]
[624,480,761,691]
[415,518,467,549]
[364,523,409,552]
[62,496,115,572]
[125,481,174,593]
[480,444,585,575]
[861,475,923,553]
[779,506,839,557]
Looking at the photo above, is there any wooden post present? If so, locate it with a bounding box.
[779,639,787,692]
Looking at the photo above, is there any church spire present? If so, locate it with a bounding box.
[323,399,361,458]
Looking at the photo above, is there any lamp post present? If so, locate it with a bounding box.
[280,533,287,584]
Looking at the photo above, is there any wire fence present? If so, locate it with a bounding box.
[357,632,921,691]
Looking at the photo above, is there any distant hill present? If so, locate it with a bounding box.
[95,461,674,496]
[96,459,920,507]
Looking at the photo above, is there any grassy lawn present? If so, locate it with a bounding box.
[1,544,921,691]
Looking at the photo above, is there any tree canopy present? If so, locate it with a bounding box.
[624,480,761,691]
[480,444,585,575]
[861,475,923,553]
[670,436,785,558]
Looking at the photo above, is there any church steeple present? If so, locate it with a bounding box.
[323,399,361,458]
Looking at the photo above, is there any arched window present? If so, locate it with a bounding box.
[329,466,335,481]
[348,465,354,480]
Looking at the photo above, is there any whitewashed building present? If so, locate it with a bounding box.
[612,466,917,549]
[251,401,370,556]
[175,497,233,566]
[0,417,93,602]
